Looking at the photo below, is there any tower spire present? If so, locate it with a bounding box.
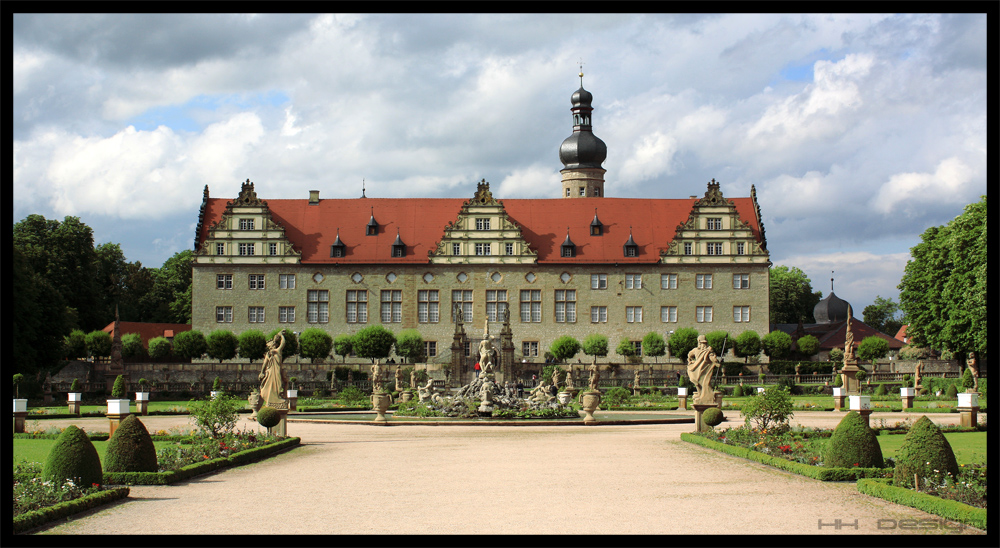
[559,68,607,199]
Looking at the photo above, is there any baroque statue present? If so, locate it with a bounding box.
[686,335,720,405]
[259,332,287,407]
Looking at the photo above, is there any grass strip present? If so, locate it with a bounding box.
[13,487,130,535]
[856,478,987,531]
[680,432,888,481]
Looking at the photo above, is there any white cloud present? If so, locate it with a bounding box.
[775,250,912,311]
[497,165,561,198]
[618,131,679,184]
[872,157,977,215]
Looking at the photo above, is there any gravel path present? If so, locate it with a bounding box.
[26,411,986,536]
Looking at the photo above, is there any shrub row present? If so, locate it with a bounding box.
[856,478,987,531]
[14,433,195,443]
[680,433,888,481]
[13,487,130,535]
[103,437,300,485]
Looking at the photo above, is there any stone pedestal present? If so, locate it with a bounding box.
[136,392,149,415]
[832,387,846,411]
[107,399,131,437]
[839,361,862,395]
[273,409,289,437]
[693,403,717,432]
[900,387,915,410]
[287,389,298,411]
[13,399,28,433]
[849,395,872,427]
[677,387,688,410]
[958,392,979,428]
[107,414,127,436]
[68,393,82,415]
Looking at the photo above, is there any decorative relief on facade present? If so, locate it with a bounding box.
[194,179,301,264]
[429,181,537,264]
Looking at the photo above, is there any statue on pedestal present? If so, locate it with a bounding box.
[687,335,720,405]
[259,332,287,408]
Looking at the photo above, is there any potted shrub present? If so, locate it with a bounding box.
[210,376,223,399]
[107,374,131,435]
[286,377,299,411]
[136,378,150,415]
[13,374,28,433]
[68,378,83,414]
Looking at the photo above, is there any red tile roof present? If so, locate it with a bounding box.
[198,196,763,264]
[812,319,906,351]
[102,322,192,348]
[894,324,907,343]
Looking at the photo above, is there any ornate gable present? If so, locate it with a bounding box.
[429,180,537,264]
[194,179,301,264]
[660,179,769,265]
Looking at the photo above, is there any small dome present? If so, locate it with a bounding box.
[559,131,607,169]
[814,292,850,324]
[571,86,593,108]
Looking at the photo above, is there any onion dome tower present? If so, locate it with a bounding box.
[559,69,607,198]
[813,277,851,324]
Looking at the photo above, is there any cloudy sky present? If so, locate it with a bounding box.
[13,12,988,319]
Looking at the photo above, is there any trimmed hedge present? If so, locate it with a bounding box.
[13,487,130,534]
[680,433,889,481]
[103,437,300,485]
[856,478,986,531]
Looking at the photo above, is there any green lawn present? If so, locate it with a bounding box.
[876,432,987,465]
[13,439,177,468]
[27,400,199,416]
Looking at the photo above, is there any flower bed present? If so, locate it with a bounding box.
[14,482,129,534]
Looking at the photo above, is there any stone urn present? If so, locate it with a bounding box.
[400,391,413,403]
[581,391,601,424]
[371,393,391,424]
[67,392,82,415]
[557,391,572,405]
[247,392,262,420]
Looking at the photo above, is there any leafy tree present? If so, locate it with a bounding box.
[85,330,112,359]
[352,325,396,363]
[761,331,793,361]
[828,347,844,364]
[549,336,581,363]
[395,329,425,363]
[704,331,730,359]
[14,246,73,377]
[333,333,353,363]
[172,330,207,360]
[581,334,608,364]
[857,336,890,366]
[206,330,239,363]
[769,265,822,324]
[668,328,699,362]
[147,337,172,360]
[300,328,334,363]
[154,250,194,323]
[120,333,146,359]
[642,332,666,363]
[863,296,904,336]
[615,338,636,361]
[899,196,986,370]
[63,329,88,360]
[266,328,299,361]
[237,330,267,362]
[795,334,819,358]
[188,394,244,438]
[733,331,762,363]
[741,386,794,432]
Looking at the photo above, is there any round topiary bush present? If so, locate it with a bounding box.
[823,411,884,469]
[702,407,724,427]
[893,415,959,488]
[256,406,280,428]
[104,414,158,473]
[43,425,103,486]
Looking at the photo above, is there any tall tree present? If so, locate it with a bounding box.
[862,296,904,336]
[898,196,987,367]
[13,247,73,378]
[769,265,822,324]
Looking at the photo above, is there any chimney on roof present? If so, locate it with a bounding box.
[309,190,320,205]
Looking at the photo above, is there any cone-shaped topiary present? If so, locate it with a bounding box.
[732,384,744,397]
[104,414,158,473]
[257,406,280,428]
[111,375,126,398]
[70,378,80,392]
[945,384,959,399]
[42,425,103,486]
[823,411,884,468]
[702,407,724,427]
[892,415,959,488]
[874,384,887,396]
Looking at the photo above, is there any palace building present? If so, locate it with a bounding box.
[191,79,771,382]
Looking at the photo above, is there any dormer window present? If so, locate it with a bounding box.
[391,232,406,258]
[330,231,346,258]
[590,210,603,236]
[561,232,576,258]
[623,231,638,257]
[366,209,378,236]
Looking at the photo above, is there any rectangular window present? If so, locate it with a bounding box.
[520,289,541,322]
[308,290,329,323]
[279,274,296,289]
[486,290,508,322]
[238,243,255,256]
[590,306,607,323]
[626,306,643,323]
[418,290,440,323]
[554,289,576,322]
[381,290,402,323]
[684,242,693,255]
[736,242,746,255]
[707,218,722,230]
[590,274,608,290]
[346,290,368,323]
[331,245,345,258]
[625,274,642,289]
[707,243,723,255]
[248,274,265,290]
[475,243,491,256]
[505,242,514,255]
[734,306,751,323]
[464,341,471,357]
[453,243,461,256]
[475,218,491,230]
[452,290,473,323]
[216,274,233,290]
[579,187,586,197]
[248,307,265,323]
[661,274,677,290]
[239,218,254,230]
[424,341,437,358]
[632,341,643,356]
[269,242,278,256]
[696,274,713,289]
[279,306,295,323]
[522,341,539,357]
[733,274,750,289]
[660,306,677,323]
[216,243,225,255]
[216,306,233,323]
[696,306,713,323]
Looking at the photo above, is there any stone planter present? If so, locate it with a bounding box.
[371,393,390,424]
[899,387,915,409]
[557,391,572,405]
[848,395,871,411]
[286,389,298,411]
[13,399,28,433]
[581,391,601,424]
[210,391,222,399]
[957,392,979,408]
[756,387,765,394]
[957,392,980,428]
[67,392,82,415]
[676,387,687,410]
[136,392,150,415]
[832,387,846,411]
[247,393,262,420]
[106,399,130,436]
[400,391,413,402]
